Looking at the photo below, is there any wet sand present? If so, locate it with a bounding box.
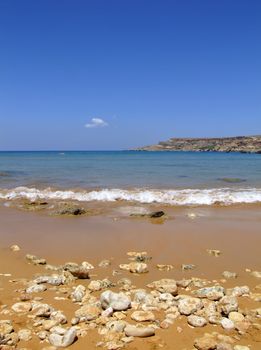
[0,205,260,349]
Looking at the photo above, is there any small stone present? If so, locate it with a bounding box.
[18,329,32,341]
[125,325,155,337]
[182,264,196,271]
[228,312,244,323]
[222,271,237,279]
[75,304,101,320]
[147,279,178,295]
[217,296,238,315]
[194,335,217,350]
[102,307,114,317]
[131,311,155,322]
[0,320,13,335]
[250,271,261,278]
[71,317,79,326]
[100,290,131,311]
[233,346,250,350]
[71,284,86,302]
[49,327,77,347]
[26,254,46,265]
[217,343,233,350]
[221,318,235,330]
[10,245,20,252]
[187,315,207,327]
[156,264,174,271]
[98,259,111,268]
[149,211,165,218]
[63,262,90,279]
[178,297,203,315]
[207,249,221,257]
[194,286,225,301]
[119,262,148,274]
[11,302,32,313]
[26,284,47,293]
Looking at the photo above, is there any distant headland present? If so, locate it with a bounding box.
[135,135,261,153]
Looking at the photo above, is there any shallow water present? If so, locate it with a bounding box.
[0,151,260,205]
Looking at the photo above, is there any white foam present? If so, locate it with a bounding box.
[0,186,261,206]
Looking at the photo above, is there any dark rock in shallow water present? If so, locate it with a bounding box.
[218,178,246,183]
[149,211,165,218]
[53,204,86,216]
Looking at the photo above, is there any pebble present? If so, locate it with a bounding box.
[18,329,32,341]
[233,346,250,350]
[125,325,155,337]
[221,318,235,330]
[71,284,86,302]
[26,284,47,293]
[10,244,20,252]
[207,249,221,257]
[100,290,131,311]
[75,304,101,320]
[0,320,13,335]
[187,315,207,327]
[12,302,32,313]
[49,327,77,347]
[26,254,46,265]
[147,279,178,295]
[194,286,225,301]
[178,297,203,315]
[119,262,148,274]
[131,310,155,322]
[228,312,244,323]
[222,271,237,279]
[217,296,238,315]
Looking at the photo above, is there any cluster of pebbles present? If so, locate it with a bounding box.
[0,248,260,350]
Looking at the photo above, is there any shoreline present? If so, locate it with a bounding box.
[0,205,260,349]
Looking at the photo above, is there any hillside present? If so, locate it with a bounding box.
[136,135,261,153]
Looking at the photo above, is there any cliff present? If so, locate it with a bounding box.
[136,135,261,153]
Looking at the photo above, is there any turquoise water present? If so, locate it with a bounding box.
[0,151,261,205]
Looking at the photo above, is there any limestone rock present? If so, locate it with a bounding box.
[178,297,203,315]
[49,327,77,347]
[131,311,155,322]
[125,325,155,337]
[75,304,101,321]
[100,291,131,311]
[147,279,178,295]
[187,315,207,327]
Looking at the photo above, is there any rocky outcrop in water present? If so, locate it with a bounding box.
[136,136,261,153]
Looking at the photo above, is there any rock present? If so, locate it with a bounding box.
[222,271,237,279]
[106,320,127,333]
[217,296,238,315]
[32,303,53,317]
[18,329,32,341]
[34,275,65,286]
[156,264,174,271]
[228,312,244,323]
[147,279,178,295]
[221,318,235,330]
[178,297,203,315]
[26,254,46,265]
[43,320,59,331]
[0,320,13,335]
[194,335,217,350]
[187,315,207,327]
[182,264,196,270]
[194,334,217,350]
[26,284,47,293]
[250,271,261,278]
[149,211,165,218]
[53,204,86,216]
[194,286,225,301]
[50,311,67,324]
[207,249,221,257]
[233,346,250,350]
[63,262,90,279]
[49,327,77,347]
[71,285,86,302]
[226,286,249,297]
[124,325,155,337]
[131,311,155,322]
[99,260,111,268]
[11,302,32,313]
[75,304,101,321]
[100,291,131,311]
[119,262,148,273]
[102,307,114,317]
[10,245,20,252]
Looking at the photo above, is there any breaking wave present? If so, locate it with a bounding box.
[0,186,261,206]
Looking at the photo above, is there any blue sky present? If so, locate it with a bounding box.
[0,0,260,150]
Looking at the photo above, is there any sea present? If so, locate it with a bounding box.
[0,151,261,206]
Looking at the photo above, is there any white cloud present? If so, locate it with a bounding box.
[85,118,108,128]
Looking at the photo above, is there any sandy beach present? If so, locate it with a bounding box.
[0,204,260,349]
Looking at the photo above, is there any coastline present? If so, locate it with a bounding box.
[0,205,260,349]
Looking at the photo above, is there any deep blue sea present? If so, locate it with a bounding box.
[0,151,260,205]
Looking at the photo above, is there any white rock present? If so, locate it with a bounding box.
[49,327,76,347]
[12,302,32,313]
[187,315,207,327]
[221,318,235,330]
[100,290,131,311]
[125,325,155,337]
[178,297,203,315]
